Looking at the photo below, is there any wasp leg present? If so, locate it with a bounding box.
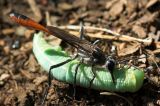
[79,21,85,40]
[89,64,96,88]
[73,62,81,99]
[41,55,78,106]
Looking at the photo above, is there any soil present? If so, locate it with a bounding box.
[0,0,160,106]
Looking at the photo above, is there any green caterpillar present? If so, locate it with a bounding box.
[33,32,144,92]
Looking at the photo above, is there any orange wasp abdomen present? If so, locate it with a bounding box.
[9,12,49,33]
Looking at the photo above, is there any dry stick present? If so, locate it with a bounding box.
[57,25,153,45]
[100,92,133,106]
[45,12,61,44]
[45,11,51,26]
[8,69,18,89]
[59,25,121,36]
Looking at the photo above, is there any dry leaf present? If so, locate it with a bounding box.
[117,42,140,56]
[138,54,147,63]
[146,0,158,9]
[132,25,146,38]
[105,0,117,9]
[0,39,5,46]
[58,2,73,11]
[148,31,160,42]
[2,28,14,35]
[153,49,160,54]
[24,54,38,73]
[136,12,159,24]
[13,87,27,105]
[20,70,34,80]
[109,1,124,17]
[33,75,47,85]
[126,0,138,14]
[0,73,10,81]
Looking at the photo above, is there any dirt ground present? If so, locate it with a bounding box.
[0,0,160,106]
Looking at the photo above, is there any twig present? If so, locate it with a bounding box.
[100,92,133,106]
[45,12,61,45]
[59,25,121,36]
[50,25,160,48]
[56,25,153,45]
[45,11,51,26]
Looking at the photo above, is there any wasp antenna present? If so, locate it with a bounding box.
[79,21,84,40]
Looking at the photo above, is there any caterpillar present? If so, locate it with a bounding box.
[33,32,144,92]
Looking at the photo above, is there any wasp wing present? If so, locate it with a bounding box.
[46,26,95,56]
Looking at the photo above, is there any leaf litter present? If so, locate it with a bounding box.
[1,0,160,105]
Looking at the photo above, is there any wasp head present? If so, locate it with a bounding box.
[105,58,116,83]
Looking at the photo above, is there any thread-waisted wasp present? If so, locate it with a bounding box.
[9,12,116,105]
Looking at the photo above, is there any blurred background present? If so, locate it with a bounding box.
[0,0,160,105]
